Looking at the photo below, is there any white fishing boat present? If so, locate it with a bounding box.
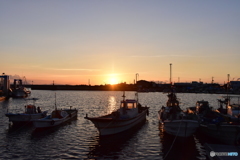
[85,91,149,136]
[158,64,199,137]
[33,106,78,129]
[158,90,199,137]
[33,93,78,129]
[5,98,47,124]
[161,119,199,138]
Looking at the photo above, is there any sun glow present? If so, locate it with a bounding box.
[108,74,119,85]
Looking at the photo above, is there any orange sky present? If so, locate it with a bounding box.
[1,1,240,85]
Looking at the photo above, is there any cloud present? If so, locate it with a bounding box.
[130,55,168,58]
[47,68,101,72]
[130,53,240,58]
[130,54,197,58]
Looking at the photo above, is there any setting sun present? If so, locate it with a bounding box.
[108,74,119,85]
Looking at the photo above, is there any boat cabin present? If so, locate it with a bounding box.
[166,93,179,107]
[119,99,138,118]
[51,110,68,118]
[25,105,37,114]
[120,99,137,109]
[196,100,210,114]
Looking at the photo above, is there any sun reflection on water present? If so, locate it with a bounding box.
[107,96,118,114]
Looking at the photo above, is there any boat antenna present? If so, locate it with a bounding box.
[227,74,230,106]
[55,92,57,110]
[169,63,174,92]
[122,91,126,101]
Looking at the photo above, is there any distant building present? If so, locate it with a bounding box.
[230,81,240,91]
[174,83,191,87]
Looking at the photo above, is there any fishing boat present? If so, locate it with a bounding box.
[217,75,240,117]
[158,89,199,137]
[192,99,240,144]
[200,121,240,145]
[188,100,212,116]
[158,64,199,137]
[199,108,240,145]
[85,91,149,136]
[196,76,240,144]
[10,79,31,98]
[5,98,47,124]
[217,96,240,117]
[33,91,77,129]
[33,106,78,129]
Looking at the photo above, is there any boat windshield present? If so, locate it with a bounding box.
[121,100,137,109]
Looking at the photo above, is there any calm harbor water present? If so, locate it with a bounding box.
[0,90,234,159]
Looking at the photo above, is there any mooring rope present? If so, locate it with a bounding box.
[163,117,183,160]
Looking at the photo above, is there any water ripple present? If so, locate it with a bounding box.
[0,91,228,159]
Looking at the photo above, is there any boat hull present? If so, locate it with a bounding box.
[5,111,47,124]
[86,110,148,136]
[33,109,78,128]
[199,123,240,145]
[162,120,199,137]
[11,88,30,98]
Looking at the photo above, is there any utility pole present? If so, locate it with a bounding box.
[170,63,172,84]
[136,73,139,84]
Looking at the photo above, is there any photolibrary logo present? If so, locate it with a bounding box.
[210,151,238,157]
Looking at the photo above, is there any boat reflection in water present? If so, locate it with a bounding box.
[159,124,201,160]
[87,120,147,159]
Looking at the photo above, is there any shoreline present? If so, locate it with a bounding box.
[23,84,240,95]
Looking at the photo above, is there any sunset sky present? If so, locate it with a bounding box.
[1,0,240,85]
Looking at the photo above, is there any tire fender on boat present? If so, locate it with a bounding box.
[51,120,55,125]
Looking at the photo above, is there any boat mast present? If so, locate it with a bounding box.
[136,73,139,104]
[169,63,174,94]
[55,93,57,110]
[122,91,126,101]
[227,74,230,106]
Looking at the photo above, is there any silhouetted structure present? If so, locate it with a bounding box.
[23,80,240,94]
